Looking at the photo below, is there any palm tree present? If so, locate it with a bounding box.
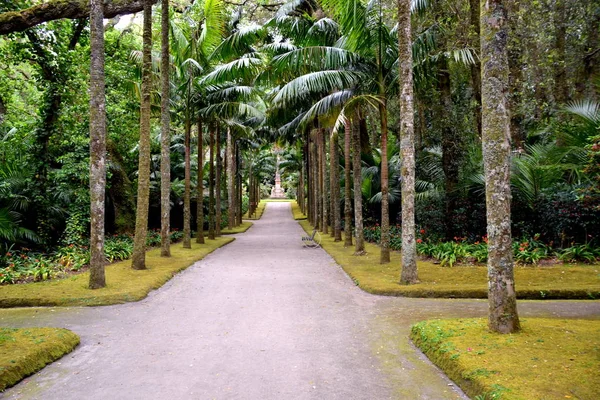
[160,0,171,257]
[88,0,107,288]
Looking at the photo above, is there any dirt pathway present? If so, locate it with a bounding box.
[1,202,599,399]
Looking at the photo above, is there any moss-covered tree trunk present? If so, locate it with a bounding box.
[469,0,483,137]
[196,118,205,244]
[379,100,390,263]
[131,0,152,271]
[330,129,342,241]
[481,0,520,334]
[351,113,365,254]
[321,129,328,234]
[227,128,235,229]
[88,0,107,289]
[208,124,215,240]
[160,0,171,257]
[236,149,243,225]
[215,125,222,237]
[183,116,191,248]
[398,0,418,284]
[343,118,353,247]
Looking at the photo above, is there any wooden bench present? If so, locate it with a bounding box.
[302,229,321,248]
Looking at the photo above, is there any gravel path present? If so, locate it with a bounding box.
[1,202,599,399]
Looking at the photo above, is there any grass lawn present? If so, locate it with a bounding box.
[0,327,80,391]
[220,221,253,234]
[243,200,267,220]
[411,318,600,400]
[298,220,600,299]
[291,201,307,220]
[0,237,234,307]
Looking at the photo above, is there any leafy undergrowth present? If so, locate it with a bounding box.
[299,220,600,299]
[291,201,307,220]
[410,318,600,400]
[220,221,253,234]
[0,327,80,391]
[0,237,234,307]
[243,200,267,220]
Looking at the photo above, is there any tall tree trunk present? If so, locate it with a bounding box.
[237,149,243,225]
[215,125,222,236]
[321,129,329,234]
[398,0,418,284]
[352,113,365,254]
[481,0,520,334]
[131,0,152,270]
[196,118,205,244]
[227,128,235,229]
[306,138,313,224]
[507,0,524,147]
[208,123,215,240]
[160,0,171,256]
[343,118,353,247]
[88,0,107,289]
[183,115,191,248]
[379,101,390,263]
[553,0,568,107]
[331,129,342,241]
[469,0,482,137]
[439,57,461,241]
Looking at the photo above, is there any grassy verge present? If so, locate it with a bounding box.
[0,327,80,391]
[298,220,600,299]
[262,199,292,202]
[243,200,267,220]
[291,200,307,220]
[220,221,253,234]
[410,318,600,399]
[0,237,234,308]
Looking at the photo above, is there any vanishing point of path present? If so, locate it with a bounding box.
[1,202,599,399]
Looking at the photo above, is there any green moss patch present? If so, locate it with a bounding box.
[243,200,267,220]
[291,201,307,220]
[0,327,80,391]
[410,318,600,399]
[299,220,600,299]
[0,237,234,308]
[220,221,253,234]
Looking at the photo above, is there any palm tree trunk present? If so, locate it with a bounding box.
[352,113,365,254]
[159,0,171,257]
[379,101,390,263]
[398,0,418,284]
[237,150,243,225]
[131,0,152,271]
[227,128,235,229]
[215,125,222,236]
[321,129,328,234]
[481,0,520,334]
[343,118,353,247]
[88,0,107,289]
[331,129,342,241]
[196,118,205,244]
[312,131,320,229]
[183,115,191,248]
[208,123,215,240]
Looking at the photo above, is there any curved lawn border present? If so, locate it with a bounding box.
[0,327,80,391]
[0,237,234,308]
[410,318,600,399]
[221,221,253,234]
[298,220,600,299]
[243,200,267,220]
[291,200,307,220]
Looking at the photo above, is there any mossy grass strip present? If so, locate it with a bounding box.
[0,237,234,308]
[298,220,600,299]
[291,201,307,220]
[243,200,267,220]
[0,327,80,391]
[220,221,253,234]
[410,318,600,400]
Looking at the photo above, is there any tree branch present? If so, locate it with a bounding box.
[0,0,159,35]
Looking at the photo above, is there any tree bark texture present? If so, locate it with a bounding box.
[330,129,342,241]
[131,0,152,271]
[183,116,192,248]
[379,101,390,263]
[351,114,365,254]
[215,125,222,236]
[0,0,158,35]
[469,0,483,137]
[321,129,329,234]
[88,0,107,289]
[160,0,171,256]
[343,118,353,247]
[398,0,418,284]
[208,124,215,240]
[227,128,235,229]
[481,0,520,334]
[196,118,205,244]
